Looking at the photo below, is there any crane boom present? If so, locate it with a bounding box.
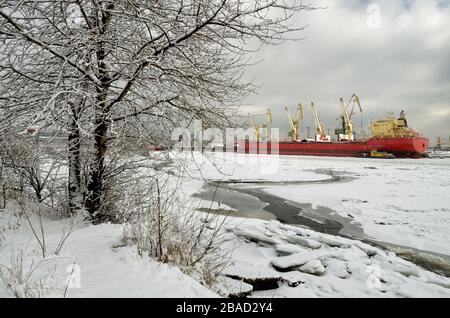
[261,108,272,141]
[285,107,295,140]
[311,102,331,142]
[249,108,272,142]
[248,113,260,141]
[347,94,363,118]
[311,102,323,135]
[296,103,304,124]
[285,103,303,142]
[339,97,353,140]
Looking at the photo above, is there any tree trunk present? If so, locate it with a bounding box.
[86,118,108,222]
[85,22,111,222]
[68,101,82,215]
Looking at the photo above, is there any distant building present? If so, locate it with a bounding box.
[436,136,450,151]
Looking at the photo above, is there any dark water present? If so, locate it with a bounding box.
[195,169,363,236]
[195,185,362,237]
[195,186,275,221]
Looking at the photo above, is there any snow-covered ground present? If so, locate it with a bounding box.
[0,203,215,298]
[1,152,449,298]
[143,151,450,297]
[221,218,450,297]
[175,152,450,257]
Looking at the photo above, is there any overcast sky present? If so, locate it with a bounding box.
[241,0,450,145]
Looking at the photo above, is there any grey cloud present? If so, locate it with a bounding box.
[241,0,450,145]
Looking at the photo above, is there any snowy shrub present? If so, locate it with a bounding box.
[0,204,21,247]
[0,135,26,204]
[85,154,142,224]
[0,251,52,298]
[0,132,69,217]
[120,175,231,287]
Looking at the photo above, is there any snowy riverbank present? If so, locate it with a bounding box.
[0,204,216,298]
[1,152,449,298]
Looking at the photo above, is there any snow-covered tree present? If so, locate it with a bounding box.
[0,1,314,221]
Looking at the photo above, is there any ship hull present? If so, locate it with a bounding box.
[367,137,429,158]
[237,137,429,158]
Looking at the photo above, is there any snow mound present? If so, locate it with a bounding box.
[223,262,281,291]
[232,226,282,246]
[225,219,450,297]
[286,234,322,249]
[0,219,216,298]
[275,244,307,256]
[271,250,331,271]
[299,260,326,275]
[215,276,253,298]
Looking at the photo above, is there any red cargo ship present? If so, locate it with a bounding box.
[238,136,429,158]
[238,112,429,159]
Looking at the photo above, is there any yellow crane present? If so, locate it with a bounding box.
[339,94,363,141]
[339,98,352,140]
[311,102,331,142]
[285,103,303,142]
[347,94,363,118]
[248,108,272,141]
[311,102,325,136]
[248,113,260,141]
[261,108,273,141]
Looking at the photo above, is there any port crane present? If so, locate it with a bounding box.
[285,103,303,142]
[338,94,363,141]
[261,108,273,141]
[311,102,331,142]
[249,114,260,141]
[248,108,272,141]
[347,94,363,118]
